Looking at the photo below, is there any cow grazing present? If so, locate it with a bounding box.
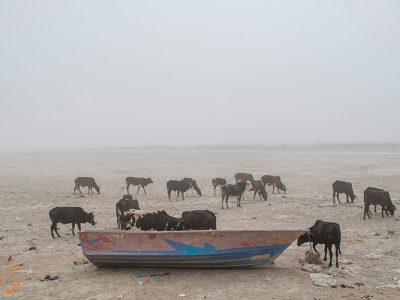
[234,173,254,184]
[49,207,96,238]
[212,178,227,195]
[249,180,268,201]
[74,177,100,195]
[364,187,384,213]
[261,175,286,193]
[332,180,356,204]
[116,194,140,229]
[181,210,216,230]
[220,181,247,209]
[182,177,202,196]
[364,188,396,220]
[167,180,191,200]
[297,220,342,268]
[120,210,183,231]
[125,177,153,194]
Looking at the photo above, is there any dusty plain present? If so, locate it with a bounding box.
[0,146,399,299]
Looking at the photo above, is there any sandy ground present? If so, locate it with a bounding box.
[0,147,399,299]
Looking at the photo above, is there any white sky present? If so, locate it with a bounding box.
[0,0,399,150]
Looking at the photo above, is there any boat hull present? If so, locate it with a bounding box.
[79,230,304,268]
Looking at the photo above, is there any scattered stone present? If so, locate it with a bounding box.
[328,267,351,278]
[41,275,59,281]
[341,258,353,265]
[27,224,32,226]
[305,250,321,264]
[367,253,381,260]
[309,273,336,287]
[354,282,364,287]
[388,230,395,235]
[28,246,37,250]
[302,264,316,273]
[374,233,381,236]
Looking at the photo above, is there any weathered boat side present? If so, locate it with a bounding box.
[79,230,304,268]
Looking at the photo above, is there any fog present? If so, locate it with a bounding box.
[0,1,399,151]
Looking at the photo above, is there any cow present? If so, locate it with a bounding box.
[74,177,100,195]
[116,194,140,229]
[212,178,227,195]
[234,173,254,184]
[220,181,247,209]
[125,177,153,194]
[249,180,268,201]
[182,177,202,196]
[332,180,356,204]
[49,207,96,238]
[297,220,342,268]
[167,180,191,200]
[181,210,217,230]
[364,187,384,213]
[261,175,286,193]
[364,189,396,220]
[120,210,183,231]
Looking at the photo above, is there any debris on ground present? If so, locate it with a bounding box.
[341,258,353,265]
[328,267,352,278]
[388,230,395,235]
[309,273,337,287]
[305,250,321,264]
[28,246,37,250]
[135,272,144,278]
[73,260,89,265]
[41,275,60,281]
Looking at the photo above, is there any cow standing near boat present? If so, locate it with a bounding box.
[119,210,183,231]
[181,210,217,230]
[212,178,227,195]
[125,177,153,194]
[116,194,140,229]
[261,175,286,194]
[74,177,100,195]
[332,180,356,204]
[297,220,342,268]
[182,177,202,196]
[49,207,96,238]
[221,181,247,209]
[363,188,396,220]
[167,180,191,200]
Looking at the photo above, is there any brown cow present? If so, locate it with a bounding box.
[74,177,100,195]
[249,180,268,201]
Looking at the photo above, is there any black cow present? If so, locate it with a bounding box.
[221,182,247,209]
[116,194,140,229]
[297,220,342,268]
[261,175,286,193]
[167,180,191,200]
[182,177,202,196]
[364,187,383,213]
[126,177,153,194]
[332,180,356,204]
[212,178,227,195]
[181,210,217,230]
[49,207,96,238]
[364,188,396,220]
[120,210,183,231]
[74,177,100,195]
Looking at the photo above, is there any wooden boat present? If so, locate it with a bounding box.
[79,230,304,268]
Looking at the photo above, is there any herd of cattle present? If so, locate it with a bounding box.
[49,173,397,268]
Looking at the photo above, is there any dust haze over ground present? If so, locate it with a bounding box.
[0,146,399,299]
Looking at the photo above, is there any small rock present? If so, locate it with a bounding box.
[388,230,395,235]
[355,282,364,287]
[28,247,37,251]
[178,294,187,297]
[41,275,59,281]
[309,273,336,287]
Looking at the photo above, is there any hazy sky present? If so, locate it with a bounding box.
[1,1,399,150]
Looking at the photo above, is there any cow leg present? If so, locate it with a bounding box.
[77,187,82,194]
[323,244,327,261]
[72,223,75,235]
[168,189,171,200]
[335,244,339,268]
[374,205,377,213]
[143,186,147,194]
[226,196,229,209]
[253,190,257,199]
[346,194,349,203]
[77,223,82,231]
[181,192,185,200]
[312,242,319,253]
[221,195,224,209]
[74,186,77,195]
[328,244,333,267]
[213,185,216,196]
[336,193,341,204]
[137,186,141,194]
[126,183,130,194]
[51,223,57,238]
[381,205,385,218]
[88,187,91,195]
[272,185,275,194]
